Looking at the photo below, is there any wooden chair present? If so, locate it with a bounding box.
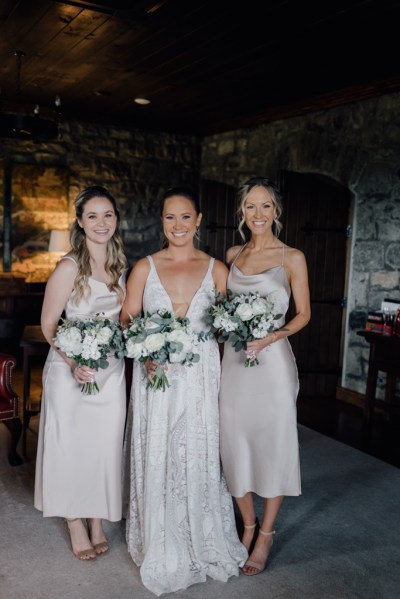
[0,353,23,465]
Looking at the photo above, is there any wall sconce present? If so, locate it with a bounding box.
[48,230,71,254]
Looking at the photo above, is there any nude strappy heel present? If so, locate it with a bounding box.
[243,518,260,554]
[65,518,96,561]
[242,528,275,576]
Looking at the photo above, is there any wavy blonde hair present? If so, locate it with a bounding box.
[237,176,283,241]
[69,186,128,304]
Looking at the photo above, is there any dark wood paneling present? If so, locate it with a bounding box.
[199,179,239,262]
[0,0,399,135]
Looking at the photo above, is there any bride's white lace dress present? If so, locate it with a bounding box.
[124,255,246,596]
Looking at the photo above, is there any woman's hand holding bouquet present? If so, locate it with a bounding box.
[206,290,283,366]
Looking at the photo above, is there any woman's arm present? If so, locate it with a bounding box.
[121,257,158,384]
[41,259,76,353]
[247,249,311,354]
[212,259,229,296]
[120,258,150,324]
[41,259,94,384]
[281,248,311,337]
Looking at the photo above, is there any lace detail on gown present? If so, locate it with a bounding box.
[124,256,246,596]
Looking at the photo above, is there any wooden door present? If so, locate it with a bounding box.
[199,179,239,261]
[280,171,352,401]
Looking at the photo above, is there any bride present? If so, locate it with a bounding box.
[121,186,247,596]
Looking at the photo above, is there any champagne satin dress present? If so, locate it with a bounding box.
[34,257,126,520]
[219,247,301,499]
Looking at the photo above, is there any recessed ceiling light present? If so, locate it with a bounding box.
[134,97,151,105]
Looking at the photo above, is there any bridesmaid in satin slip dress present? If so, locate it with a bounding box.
[121,187,247,596]
[34,186,128,561]
[219,176,311,576]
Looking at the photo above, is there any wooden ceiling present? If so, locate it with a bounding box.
[1,0,399,136]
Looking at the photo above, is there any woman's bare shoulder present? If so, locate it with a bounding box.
[51,255,78,278]
[226,245,243,265]
[212,258,229,277]
[284,246,306,261]
[283,246,307,271]
[130,256,151,274]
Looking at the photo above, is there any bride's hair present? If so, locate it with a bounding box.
[237,177,283,241]
[69,185,128,304]
[160,186,201,215]
[160,186,201,247]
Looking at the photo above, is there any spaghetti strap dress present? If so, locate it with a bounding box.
[34,256,126,521]
[219,246,301,498]
[124,255,247,596]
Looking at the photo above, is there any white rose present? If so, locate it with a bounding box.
[169,350,187,363]
[235,303,254,321]
[55,326,82,356]
[251,298,268,315]
[213,315,223,329]
[96,326,113,345]
[126,338,145,359]
[220,317,238,332]
[167,329,193,353]
[144,332,166,353]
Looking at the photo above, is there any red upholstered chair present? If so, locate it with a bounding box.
[0,354,22,466]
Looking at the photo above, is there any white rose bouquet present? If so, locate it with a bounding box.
[206,290,283,366]
[124,309,200,391]
[54,313,125,394]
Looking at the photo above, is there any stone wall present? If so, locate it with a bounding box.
[1,119,201,281]
[2,97,399,394]
[201,93,400,395]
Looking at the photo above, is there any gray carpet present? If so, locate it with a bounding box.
[0,418,399,599]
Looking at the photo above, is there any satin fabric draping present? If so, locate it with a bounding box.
[34,260,126,520]
[219,256,301,498]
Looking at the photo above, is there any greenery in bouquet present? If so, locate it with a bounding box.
[206,289,283,366]
[54,313,125,394]
[124,309,200,391]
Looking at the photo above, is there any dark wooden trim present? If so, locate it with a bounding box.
[336,386,365,408]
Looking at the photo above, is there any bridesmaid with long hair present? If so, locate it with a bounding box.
[219,176,311,575]
[35,186,128,560]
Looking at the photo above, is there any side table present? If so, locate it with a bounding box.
[357,330,400,432]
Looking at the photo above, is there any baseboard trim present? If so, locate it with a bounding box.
[336,386,365,408]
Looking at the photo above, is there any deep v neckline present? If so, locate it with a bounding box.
[149,256,213,318]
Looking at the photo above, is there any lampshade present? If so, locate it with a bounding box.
[48,230,70,253]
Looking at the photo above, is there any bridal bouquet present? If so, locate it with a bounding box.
[54,313,125,394]
[124,309,200,391]
[206,290,283,366]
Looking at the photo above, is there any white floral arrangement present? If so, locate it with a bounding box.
[54,313,125,394]
[206,289,283,366]
[124,309,200,391]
